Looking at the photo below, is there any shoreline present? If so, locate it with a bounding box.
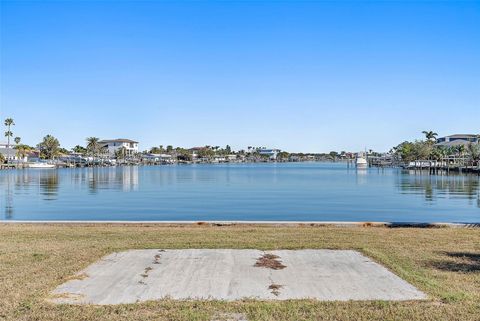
[1,220,478,227]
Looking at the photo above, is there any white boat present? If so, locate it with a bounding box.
[28,162,56,169]
[355,153,368,168]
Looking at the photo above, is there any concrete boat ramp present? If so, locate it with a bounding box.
[50,249,426,304]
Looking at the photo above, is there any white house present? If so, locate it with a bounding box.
[143,153,174,163]
[0,141,25,161]
[98,139,139,157]
[436,134,479,147]
[257,148,280,160]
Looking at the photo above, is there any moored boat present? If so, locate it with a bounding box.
[28,162,56,169]
[355,153,368,168]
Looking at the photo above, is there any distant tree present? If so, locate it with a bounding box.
[329,151,338,160]
[429,147,443,161]
[394,140,434,162]
[198,147,215,159]
[101,146,110,158]
[467,142,480,164]
[86,137,100,159]
[14,137,21,145]
[176,148,192,161]
[58,148,70,155]
[166,145,173,153]
[72,145,87,154]
[225,145,231,154]
[115,146,127,160]
[37,135,60,159]
[150,146,161,154]
[277,151,290,160]
[4,118,14,149]
[4,120,14,163]
[422,131,438,143]
[14,144,31,160]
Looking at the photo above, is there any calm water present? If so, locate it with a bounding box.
[1,163,479,222]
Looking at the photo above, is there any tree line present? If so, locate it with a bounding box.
[392,131,480,165]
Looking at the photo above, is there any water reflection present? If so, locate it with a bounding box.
[0,165,479,221]
[40,171,59,200]
[398,170,480,206]
[69,167,139,193]
[4,175,14,219]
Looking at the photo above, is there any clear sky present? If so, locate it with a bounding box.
[1,1,479,153]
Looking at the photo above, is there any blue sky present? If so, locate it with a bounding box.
[1,1,479,152]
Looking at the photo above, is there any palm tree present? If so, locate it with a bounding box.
[14,137,21,145]
[115,146,127,160]
[37,135,60,160]
[4,130,13,145]
[467,142,480,164]
[72,145,87,154]
[422,131,438,143]
[15,144,30,161]
[4,118,14,149]
[86,137,100,159]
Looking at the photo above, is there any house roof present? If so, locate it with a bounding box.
[98,139,138,144]
[436,140,474,147]
[0,148,17,157]
[443,134,478,138]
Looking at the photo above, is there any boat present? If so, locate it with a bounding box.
[355,153,368,168]
[28,162,56,169]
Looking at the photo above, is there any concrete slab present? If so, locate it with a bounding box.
[50,249,426,304]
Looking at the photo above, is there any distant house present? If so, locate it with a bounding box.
[213,155,226,162]
[0,142,23,161]
[188,147,205,160]
[257,148,280,160]
[142,153,174,163]
[436,134,479,147]
[98,139,139,157]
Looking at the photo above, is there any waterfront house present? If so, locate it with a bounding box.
[98,139,139,157]
[436,134,479,147]
[258,148,280,160]
[188,147,204,160]
[0,142,25,162]
[142,153,174,163]
[213,155,226,162]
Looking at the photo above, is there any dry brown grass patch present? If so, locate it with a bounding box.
[254,253,286,270]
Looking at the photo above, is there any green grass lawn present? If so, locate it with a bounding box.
[0,224,479,321]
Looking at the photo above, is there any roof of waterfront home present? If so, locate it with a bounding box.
[436,140,475,147]
[144,153,172,158]
[0,147,17,157]
[444,134,478,138]
[98,139,138,144]
[189,147,208,151]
